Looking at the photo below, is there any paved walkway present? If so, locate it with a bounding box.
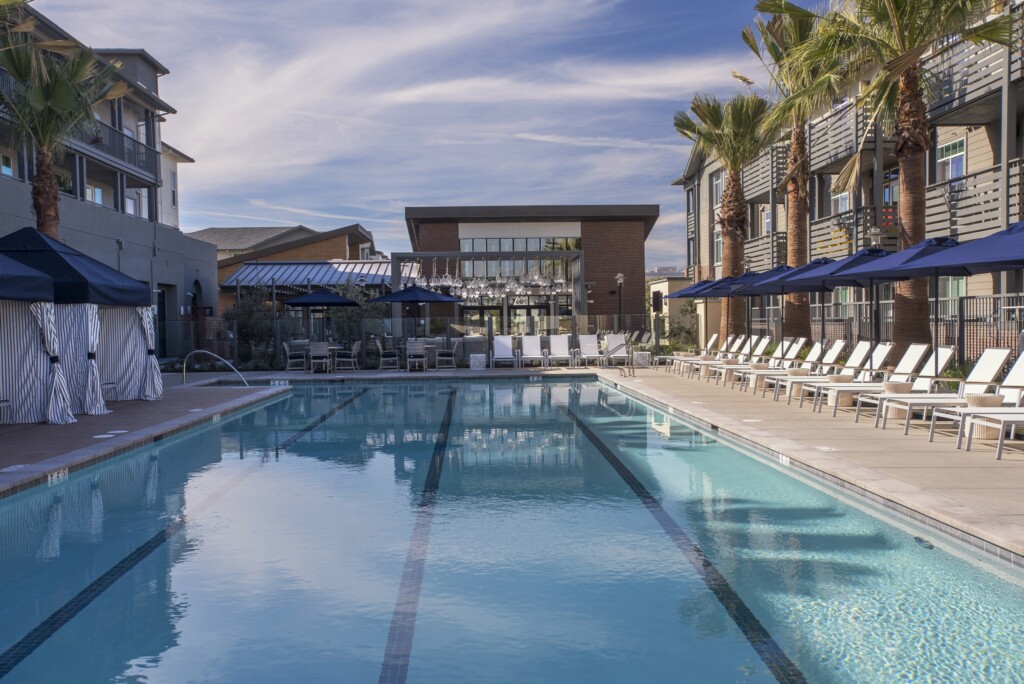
[597,367,1024,564]
[0,379,287,498]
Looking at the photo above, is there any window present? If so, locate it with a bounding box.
[939,275,966,300]
[460,239,472,252]
[937,139,965,183]
[0,154,12,177]
[882,169,899,206]
[171,171,178,207]
[85,185,103,205]
[685,188,694,214]
[527,238,541,251]
[125,195,137,216]
[713,230,723,265]
[687,237,695,267]
[711,172,724,207]
[830,191,850,216]
[56,172,72,194]
[500,238,513,252]
[762,207,772,235]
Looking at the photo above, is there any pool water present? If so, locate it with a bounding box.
[0,380,1023,683]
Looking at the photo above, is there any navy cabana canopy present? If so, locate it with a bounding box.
[690,275,740,298]
[782,248,891,291]
[832,238,961,285]
[0,228,150,306]
[733,258,835,296]
[666,279,715,298]
[286,290,361,307]
[368,285,462,304]
[0,228,159,406]
[0,253,54,301]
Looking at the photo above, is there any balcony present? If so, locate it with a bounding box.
[742,145,787,203]
[70,121,159,179]
[809,206,897,259]
[807,103,872,173]
[744,233,787,272]
[925,164,1006,240]
[686,211,696,238]
[926,38,1004,123]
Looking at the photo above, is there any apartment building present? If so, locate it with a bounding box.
[677,23,1024,344]
[0,6,216,357]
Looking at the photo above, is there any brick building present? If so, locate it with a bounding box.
[404,205,659,333]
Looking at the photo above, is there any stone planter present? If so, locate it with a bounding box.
[966,394,1004,440]
[883,381,913,419]
[826,374,855,407]
[786,368,809,398]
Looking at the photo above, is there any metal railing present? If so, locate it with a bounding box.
[926,37,1004,121]
[925,164,1005,241]
[73,120,159,177]
[182,350,250,387]
[742,145,787,202]
[744,233,787,272]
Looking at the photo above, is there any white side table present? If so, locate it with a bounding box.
[469,353,487,370]
[633,351,652,368]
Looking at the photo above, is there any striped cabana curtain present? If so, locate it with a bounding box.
[28,302,75,424]
[138,306,163,401]
[98,306,145,401]
[0,300,48,424]
[84,304,109,414]
[55,304,91,415]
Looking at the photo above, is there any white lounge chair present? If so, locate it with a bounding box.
[548,334,574,367]
[706,336,772,385]
[798,342,894,410]
[576,335,603,366]
[808,342,924,415]
[676,334,741,376]
[491,335,518,368]
[855,346,955,424]
[683,335,752,379]
[964,411,1024,459]
[774,339,868,404]
[603,333,629,366]
[732,337,807,391]
[519,335,545,367]
[926,350,1024,443]
[663,333,722,373]
[879,347,1011,434]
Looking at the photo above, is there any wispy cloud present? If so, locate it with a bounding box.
[35,0,758,269]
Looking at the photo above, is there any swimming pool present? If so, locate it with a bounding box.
[0,379,1022,683]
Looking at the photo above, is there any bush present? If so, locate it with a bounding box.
[668,299,698,349]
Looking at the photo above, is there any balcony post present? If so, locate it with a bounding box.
[873,122,884,236]
[769,148,778,265]
[1000,44,1017,229]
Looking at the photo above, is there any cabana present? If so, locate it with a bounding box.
[0,228,157,407]
[0,253,74,425]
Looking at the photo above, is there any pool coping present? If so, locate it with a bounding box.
[598,374,1024,571]
[0,386,290,501]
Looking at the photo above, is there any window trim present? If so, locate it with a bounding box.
[936,138,966,183]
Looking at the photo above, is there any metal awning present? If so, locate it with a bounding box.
[222,260,419,289]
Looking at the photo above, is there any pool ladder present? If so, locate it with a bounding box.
[181,350,250,387]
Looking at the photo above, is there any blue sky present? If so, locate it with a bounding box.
[38,0,761,268]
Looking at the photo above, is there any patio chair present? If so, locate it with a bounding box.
[283,343,306,372]
[923,349,1024,442]
[406,339,428,372]
[375,339,400,371]
[492,335,518,368]
[772,339,866,404]
[576,335,603,366]
[332,341,361,371]
[731,337,807,391]
[685,335,757,380]
[676,334,744,377]
[660,333,720,372]
[878,347,1011,434]
[759,340,833,398]
[519,335,545,367]
[854,346,955,424]
[705,336,772,385]
[548,334,574,367]
[964,410,1024,459]
[795,342,894,409]
[603,333,629,366]
[807,342,926,415]
[435,339,460,369]
[309,342,330,373]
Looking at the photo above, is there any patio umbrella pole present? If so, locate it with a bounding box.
[933,273,939,377]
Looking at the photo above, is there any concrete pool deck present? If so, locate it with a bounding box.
[5,366,1024,567]
[597,367,1024,566]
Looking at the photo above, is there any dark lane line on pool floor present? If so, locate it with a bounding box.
[562,407,808,684]
[278,388,370,450]
[378,388,457,684]
[0,389,374,680]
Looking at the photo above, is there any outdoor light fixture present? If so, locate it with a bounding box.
[615,273,624,321]
[868,226,884,248]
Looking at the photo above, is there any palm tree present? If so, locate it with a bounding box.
[758,0,1017,355]
[743,11,841,340]
[675,93,777,341]
[0,20,128,239]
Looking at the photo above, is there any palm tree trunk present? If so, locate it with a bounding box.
[720,169,747,341]
[893,66,931,359]
[32,147,61,240]
[785,118,812,339]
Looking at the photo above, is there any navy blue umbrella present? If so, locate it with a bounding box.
[665,279,715,298]
[837,237,962,373]
[0,252,54,302]
[697,273,764,341]
[733,258,835,296]
[286,290,360,307]
[882,223,1024,277]
[0,227,151,306]
[367,285,462,304]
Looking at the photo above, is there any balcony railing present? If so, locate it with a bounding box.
[808,103,871,172]
[744,232,787,273]
[926,38,1004,120]
[686,211,696,238]
[742,145,787,202]
[925,164,1005,240]
[72,120,159,178]
[808,205,898,258]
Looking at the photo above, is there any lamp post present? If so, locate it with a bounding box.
[615,273,624,331]
[867,226,884,343]
[742,258,752,337]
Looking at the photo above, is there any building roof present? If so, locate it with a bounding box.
[405,204,661,249]
[189,226,316,251]
[161,142,195,164]
[672,149,705,187]
[222,260,418,290]
[216,224,376,267]
[94,48,170,76]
